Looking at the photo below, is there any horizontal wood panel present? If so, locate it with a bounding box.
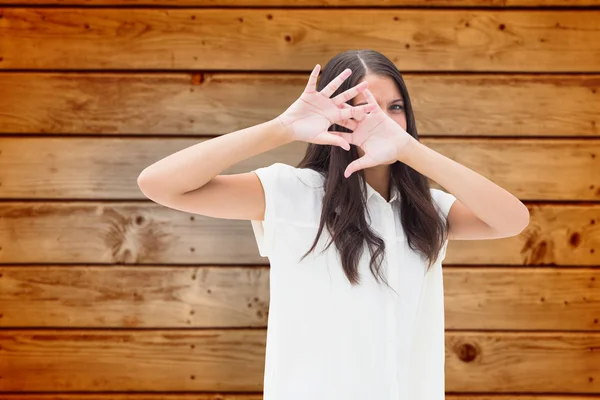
[444,268,600,330]
[0,330,598,392]
[0,266,271,328]
[1,9,599,72]
[0,73,597,137]
[0,397,598,400]
[446,332,600,393]
[1,138,599,200]
[0,397,599,400]
[0,330,266,392]
[1,396,598,400]
[0,138,305,199]
[0,396,261,400]
[3,0,599,6]
[0,266,598,330]
[450,203,599,265]
[0,202,598,266]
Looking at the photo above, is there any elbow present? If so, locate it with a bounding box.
[137,169,150,191]
[508,204,531,236]
[137,169,162,199]
[493,204,530,238]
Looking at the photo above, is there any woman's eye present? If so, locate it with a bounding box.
[390,104,404,111]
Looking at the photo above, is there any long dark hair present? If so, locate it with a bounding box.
[297,49,449,288]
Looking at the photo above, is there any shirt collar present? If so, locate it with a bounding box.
[359,176,401,204]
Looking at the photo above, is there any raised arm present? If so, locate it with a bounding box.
[137,64,376,221]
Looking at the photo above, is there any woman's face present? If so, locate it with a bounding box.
[350,73,407,157]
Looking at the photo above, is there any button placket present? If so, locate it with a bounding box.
[382,202,401,400]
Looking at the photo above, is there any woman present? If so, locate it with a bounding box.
[138,49,529,400]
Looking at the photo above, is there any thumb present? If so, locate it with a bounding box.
[344,154,378,178]
[314,131,351,151]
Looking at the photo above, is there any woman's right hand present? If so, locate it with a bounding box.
[275,64,377,151]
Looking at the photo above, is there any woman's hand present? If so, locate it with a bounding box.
[333,89,414,178]
[276,64,378,151]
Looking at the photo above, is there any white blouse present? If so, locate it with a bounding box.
[251,162,457,400]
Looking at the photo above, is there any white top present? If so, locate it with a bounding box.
[251,162,457,400]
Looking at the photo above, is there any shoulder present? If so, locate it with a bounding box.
[254,162,325,192]
[253,163,325,225]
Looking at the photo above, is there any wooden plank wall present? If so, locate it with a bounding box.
[0,1,599,399]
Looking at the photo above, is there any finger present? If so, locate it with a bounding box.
[338,103,364,123]
[315,132,351,151]
[320,68,352,98]
[304,64,321,93]
[363,88,381,112]
[337,118,358,131]
[348,103,377,121]
[329,130,354,144]
[338,103,377,120]
[331,81,368,106]
[344,155,378,178]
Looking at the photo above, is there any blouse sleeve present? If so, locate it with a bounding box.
[430,188,457,222]
[250,162,296,258]
[430,188,457,263]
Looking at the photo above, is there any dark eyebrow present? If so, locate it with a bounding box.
[354,98,404,106]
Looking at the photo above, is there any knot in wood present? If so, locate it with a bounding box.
[457,342,478,362]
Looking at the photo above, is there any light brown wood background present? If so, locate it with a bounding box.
[0,1,599,399]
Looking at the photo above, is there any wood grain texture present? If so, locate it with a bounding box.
[0,397,598,400]
[2,0,599,6]
[0,73,597,137]
[443,268,600,331]
[1,266,598,330]
[447,332,600,393]
[0,202,598,265]
[0,397,597,400]
[0,266,272,328]
[1,138,599,200]
[0,330,267,392]
[0,330,598,392]
[449,203,599,266]
[1,9,599,71]
[0,137,306,199]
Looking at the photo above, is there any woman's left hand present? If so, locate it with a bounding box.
[333,88,414,178]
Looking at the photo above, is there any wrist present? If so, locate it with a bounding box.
[270,117,295,145]
[396,136,419,163]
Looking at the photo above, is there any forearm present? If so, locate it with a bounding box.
[399,138,530,233]
[138,118,292,195]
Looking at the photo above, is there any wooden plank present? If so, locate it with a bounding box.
[446,332,600,393]
[0,330,598,392]
[0,266,271,328]
[448,203,600,266]
[444,268,600,331]
[2,0,600,6]
[0,394,595,398]
[0,396,260,400]
[0,397,598,400]
[0,396,597,400]
[0,73,597,137]
[429,139,600,201]
[1,138,599,200]
[0,330,267,392]
[1,9,599,72]
[1,266,598,330]
[0,202,598,265]
[0,137,305,199]
[0,137,306,200]
[0,396,263,400]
